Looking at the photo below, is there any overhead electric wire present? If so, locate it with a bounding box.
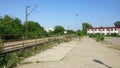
[27,5,38,16]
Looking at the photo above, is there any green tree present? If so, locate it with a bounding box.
[76,30,82,36]
[0,16,3,23]
[67,30,75,34]
[0,15,23,39]
[24,21,45,38]
[114,21,120,27]
[82,23,92,34]
[54,25,65,35]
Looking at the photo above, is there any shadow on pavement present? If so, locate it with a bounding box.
[93,59,112,68]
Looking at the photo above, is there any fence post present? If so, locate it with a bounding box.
[22,35,25,48]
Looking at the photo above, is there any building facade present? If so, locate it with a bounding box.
[87,27,120,35]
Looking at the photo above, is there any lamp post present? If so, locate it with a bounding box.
[76,14,79,37]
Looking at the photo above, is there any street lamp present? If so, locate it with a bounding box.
[76,13,79,37]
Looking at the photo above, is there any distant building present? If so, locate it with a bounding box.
[87,27,120,35]
[45,28,54,32]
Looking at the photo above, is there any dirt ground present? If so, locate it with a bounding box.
[17,36,120,68]
[105,37,120,46]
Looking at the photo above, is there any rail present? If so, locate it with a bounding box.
[1,36,64,54]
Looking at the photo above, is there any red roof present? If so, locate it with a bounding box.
[87,27,120,29]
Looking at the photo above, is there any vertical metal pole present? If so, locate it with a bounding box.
[76,14,79,37]
[25,6,28,39]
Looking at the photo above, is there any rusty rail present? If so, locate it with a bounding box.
[1,36,63,54]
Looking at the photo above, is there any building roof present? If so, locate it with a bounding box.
[87,27,120,29]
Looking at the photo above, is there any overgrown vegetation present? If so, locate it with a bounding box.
[0,38,66,68]
[0,37,4,67]
[82,22,93,35]
[0,15,71,42]
[54,25,65,35]
[0,15,76,68]
[106,33,120,37]
[0,15,47,41]
[89,33,104,42]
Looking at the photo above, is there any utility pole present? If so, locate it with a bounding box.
[25,5,38,39]
[76,14,79,37]
[25,6,30,39]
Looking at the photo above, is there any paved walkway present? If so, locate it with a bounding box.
[18,37,120,68]
[24,39,77,62]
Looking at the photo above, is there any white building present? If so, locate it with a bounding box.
[45,28,54,32]
[87,27,120,35]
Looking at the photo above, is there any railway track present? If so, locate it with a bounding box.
[1,36,64,54]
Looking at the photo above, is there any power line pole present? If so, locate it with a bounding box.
[25,5,38,39]
[76,13,79,37]
[25,6,30,39]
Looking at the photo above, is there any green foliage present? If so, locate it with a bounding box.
[0,55,4,67]
[111,33,119,37]
[89,33,104,42]
[6,53,20,68]
[96,34,104,42]
[0,15,23,40]
[67,30,75,34]
[82,22,93,34]
[0,38,4,67]
[76,30,83,36]
[54,25,65,35]
[114,21,120,27]
[88,34,96,38]
[24,21,46,39]
[0,15,49,40]
[106,33,119,37]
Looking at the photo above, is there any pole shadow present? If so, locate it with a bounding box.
[93,59,112,68]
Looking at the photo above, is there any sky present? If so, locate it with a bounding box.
[0,0,120,30]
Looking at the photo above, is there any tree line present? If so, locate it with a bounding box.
[1,15,119,40]
[0,15,73,41]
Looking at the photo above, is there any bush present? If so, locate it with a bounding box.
[6,53,20,68]
[96,34,104,42]
[111,33,118,37]
[88,33,104,42]
[0,38,4,67]
[88,34,96,38]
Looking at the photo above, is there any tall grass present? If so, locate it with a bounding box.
[88,33,104,42]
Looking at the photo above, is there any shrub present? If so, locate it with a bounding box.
[0,38,4,67]
[111,33,118,37]
[88,34,96,38]
[6,53,20,68]
[96,34,104,42]
[88,33,104,42]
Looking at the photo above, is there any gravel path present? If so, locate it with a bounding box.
[18,37,120,68]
